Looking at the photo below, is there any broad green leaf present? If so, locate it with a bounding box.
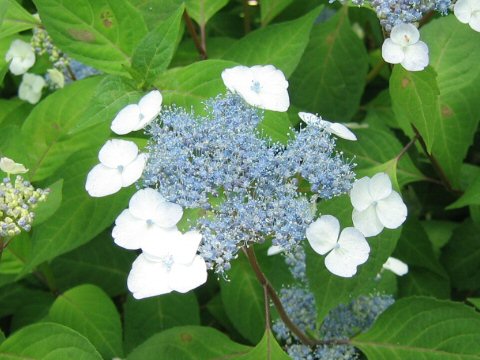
[421,220,458,258]
[50,232,134,296]
[222,6,322,77]
[10,291,54,331]
[422,16,480,187]
[6,77,104,182]
[70,74,144,134]
[48,284,123,359]
[0,232,31,281]
[258,111,292,144]
[127,326,251,360]
[306,195,400,321]
[290,7,368,121]
[221,251,265,344]
[33,0,148,75]
[0,283,46,318]
[390,66,440,153]
[206,293,243,339]
[468,298,480,310]
[234,329,290,360]
[448,172,480,209]
[352,297,480,359]
[0,330,4,344]
[128,0,184,30]
[0,0,39,39]
[32,179,63,226]
[186,0,228,26]
[0,98,32,127]
[395,220,450,299]
[131,5,184,86]
[21,148,134,274]
[338,127,426,187]
[123,292,200,353]
[260,0,294,26]
[0,322,102,359]
[441,219,480,291]
[156,59,237,111]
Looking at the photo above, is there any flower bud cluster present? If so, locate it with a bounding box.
[31,26,69,70]
[0,176,49,238]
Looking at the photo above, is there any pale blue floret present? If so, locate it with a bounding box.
[143,93,354,274]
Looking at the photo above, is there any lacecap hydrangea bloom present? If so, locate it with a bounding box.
[18,73,46,104]
[5,39,35,76]
[86,64,409,299]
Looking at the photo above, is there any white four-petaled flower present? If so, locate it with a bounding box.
[382,256,408,276]
[381,23,429,72]
[454,0,480,32]
[350,173,407,237]
[298,112,357,141]
[18,73,46,104]
[111,90,162,135]
[112,188,183,250]
[127,231,207,299]
[5,39,35,75]
[221,65,290,112]
[306,215,370,277]
[0,157,28,174]
[85,139,147,197]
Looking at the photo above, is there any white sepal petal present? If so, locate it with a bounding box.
[352,205,384,237]
[170,230,203,265]
[382,257,409,276]
[98,139,139,168]
[112,209,148,250]
[128,188,167,221]
[111,104,141,135]
[127,254,172,299]
[267,245,284,256]
[368,172,392,202]
[306,215,340,255]
[137,90,162,129]
[324,249,360,278]
[328,122,357,141]
[0,157,28,174]
[337,227,370,266]
[381,38,405,64]
[350,177,373,211]
[168,255,208,293]
[152,200,184,229]
[85,164,122,197]
[402,41,429,72]
[376,191,407,229]
[390,23,420,46]
[454,0,472,23]
[121,153,147,187]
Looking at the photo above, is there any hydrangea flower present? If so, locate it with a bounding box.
[298,112,357,141]
[85,139,147,197]
[5,39,35,75]
[381,23,429,71]
[127,230,207,299]
[18,73,46,104]
[46,68,65,89]
[350,173,407,237]
[112,188,183,250]
[306,215,370,277]
[0,157,28,175]
[454,0,480,32]
[382,256,409,276]
[221,65,290,112]
[111,90,162,135]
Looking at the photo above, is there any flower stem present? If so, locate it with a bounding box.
[242,0,251,34]
[366,59,386,83]
[242,245,317,347]
[183,10,207,60]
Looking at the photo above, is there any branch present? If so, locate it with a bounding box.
[395,133,419,162]
[242,0,251,34]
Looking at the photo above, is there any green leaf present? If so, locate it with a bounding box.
[448,173,480,209]
[33,0,148,75]
[352,297,480,359]
[70,74,144,135]
[50,232,134,296]
[0,283,48,318]
[221,251,265,344]
[338,127,426,187]
[6,77,105,182]
[258,111,292,144]
[32,179,63,226]
[260,0,294,26]
[441,219,480,291]
[0,0,39,39]
[21,148,134,274]
[0,322,102,359]
[127,326,251,360]
[186,0,228,26]
[390,65,440,153]
[422,16,480,187]
[0,97,32,127]
[131,5,184,86]
[156,59,237,111]
[10,291,54,331]
[421,220,458,258]
[395,220,450,299]
[128,0,184,30]
[234,329,290,360]
[468,298,480,310]
[123,293,200,353]
[222,6,322,77]
[290,7,368,121]
[306,195,401,321]
[48,284,123,359]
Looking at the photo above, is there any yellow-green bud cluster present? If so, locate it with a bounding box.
[31,26,70,70]
[0,176,49,238]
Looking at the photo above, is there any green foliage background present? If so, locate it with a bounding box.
[1,0,480,358]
